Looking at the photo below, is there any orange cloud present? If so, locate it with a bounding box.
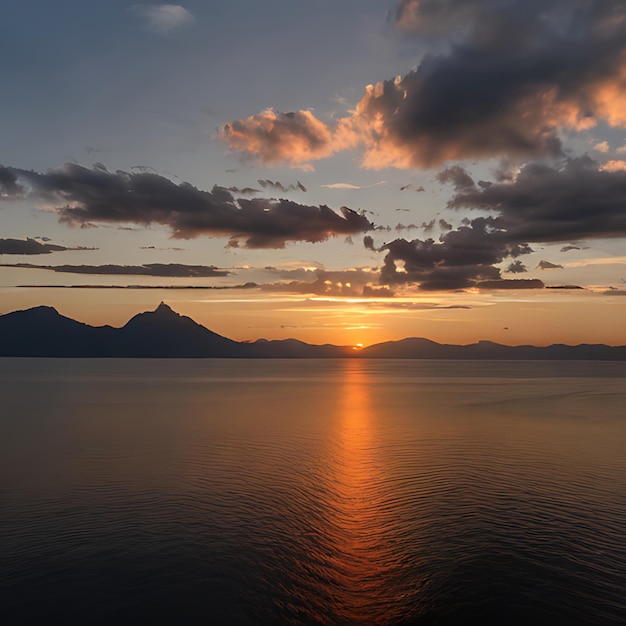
[219,109,347,170]
[601,160,626,172]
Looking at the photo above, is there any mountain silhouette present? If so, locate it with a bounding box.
[1,303,625,359]
[110,302,244,357]
[358,337,626,360]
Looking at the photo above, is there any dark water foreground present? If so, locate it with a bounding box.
[1,359,625,625]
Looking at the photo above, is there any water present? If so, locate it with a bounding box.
[1,359,625,625]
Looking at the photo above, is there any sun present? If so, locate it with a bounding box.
[352,343,364,351]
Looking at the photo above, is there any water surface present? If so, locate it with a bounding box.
[2,359,625,624]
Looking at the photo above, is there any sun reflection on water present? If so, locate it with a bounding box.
[304,361,417,625]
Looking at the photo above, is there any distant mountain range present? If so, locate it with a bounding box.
[1,303,625,360]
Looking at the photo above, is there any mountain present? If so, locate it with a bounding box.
[244,338,351,358]
[0,306,116,357]
[0,303,244,358]
[358,337,626,361]
[108,302,244,357]
[1,304,625,359]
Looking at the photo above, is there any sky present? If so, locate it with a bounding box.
[2,0,626,347]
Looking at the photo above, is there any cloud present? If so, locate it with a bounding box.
[0,238,91,255]
[259,267,381,298]
[361,285,395,298]
[477,279,545,290]
[422,219,436,232]
[17,283,258,290]
[436,166,476,191]
[593,141,610,153]
[388,0,497,38]
[537,260,563,270]
[363,235,378,251]
[257,179,307,192]
[258,267,381,297]
[379,217,532,290]
[219,109,344,170]
[220,1,626,169]
[0,163,374,249]
[563,256,626,268]
[322,183,362,190]
[600,160,626,172]
[447,157,626,242]
[0,168,23,196]
[139,245,186,251]
[364,300,471,310]
[220,186,261,195]
[3,263,230,277]
[321,181,387,190]
[129,4,195,34]
[506,260,527,273]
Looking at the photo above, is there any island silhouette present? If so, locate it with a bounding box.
[1,302,625,360]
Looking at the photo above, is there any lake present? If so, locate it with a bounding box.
[1,359,625,625]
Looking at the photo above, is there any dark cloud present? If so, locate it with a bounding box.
[477,279,545,290]
[447,157,626,242]
[371,156,626,290]
[3,263,230,278]
[439,219,453,231]
[561,245,588,252]
[0,163,373,249]
[363,235,377,251]
[537,260,564,270]
[506,260,527,274]
[361,285,395,298]
[0,167,23,196]
[221,185,261,195]
[220,1,626,168]
[257,179,307,193]
[17,283,258,290]
[437,166,476,191]
[0,238,93,255]
[379,217,532,290]
[260,268,379,297]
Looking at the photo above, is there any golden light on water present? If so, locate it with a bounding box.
[308,361,410,624]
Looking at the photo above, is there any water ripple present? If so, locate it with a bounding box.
[1,359,625,624]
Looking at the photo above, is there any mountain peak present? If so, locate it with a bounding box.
[19,305,61,318]
[154,302,177,316]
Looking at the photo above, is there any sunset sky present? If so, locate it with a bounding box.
[2,0,626,346]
